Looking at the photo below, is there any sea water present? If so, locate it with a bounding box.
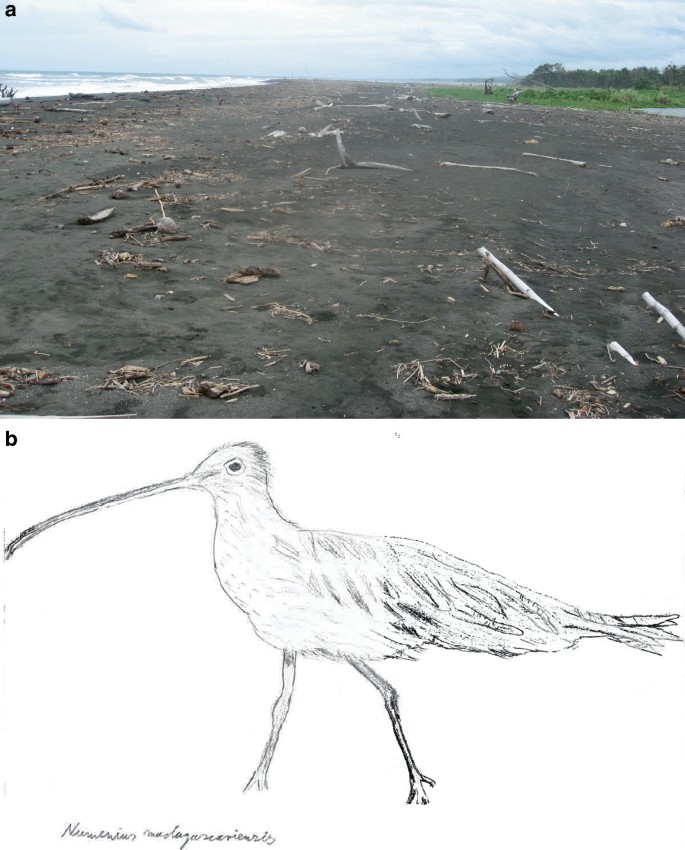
[0,70,271,99]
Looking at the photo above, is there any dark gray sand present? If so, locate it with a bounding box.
[1,80,683,417]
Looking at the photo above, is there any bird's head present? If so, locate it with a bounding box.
[4,441,271,560]
[190,441,270,491]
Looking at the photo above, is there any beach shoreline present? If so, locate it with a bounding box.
[1,79,683,418]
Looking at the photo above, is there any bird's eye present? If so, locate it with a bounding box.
[226,460,244,475]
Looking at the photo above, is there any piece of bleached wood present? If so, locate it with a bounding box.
[42,106,91,113]
[477,246,558,316]
[441,161,538,176]
[607,341,638,365]
[339,103,394,109]
[522,152,587,167]
[642,292,685,340]
[326,130,412,175]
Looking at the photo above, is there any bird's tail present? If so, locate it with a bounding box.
[566,609,681,654]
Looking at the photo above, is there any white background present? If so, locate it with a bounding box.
[1,420,684,849]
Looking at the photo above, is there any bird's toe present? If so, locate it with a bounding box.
[244,773,269,793]
[406,773,435,804]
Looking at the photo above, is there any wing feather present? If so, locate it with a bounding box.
[298,530,570,658]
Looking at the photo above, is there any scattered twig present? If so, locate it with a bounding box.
[253,302,313,324]
[154,188,167,218]
[357,313,435,325]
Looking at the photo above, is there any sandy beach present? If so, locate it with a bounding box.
[0,79,683,418]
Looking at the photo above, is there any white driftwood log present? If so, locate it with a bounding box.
[522,153,587,168]
[441,162,538,176]
[642,292,685,340]
[326,130,412,175]
[477,247,558,316]
[607,341,638,365]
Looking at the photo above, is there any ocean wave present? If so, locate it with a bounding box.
[2,71,270,98]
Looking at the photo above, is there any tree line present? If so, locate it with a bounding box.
[522,63,685,89]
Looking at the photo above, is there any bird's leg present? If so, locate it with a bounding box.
[244,649,297,792]
[348,658,435,804]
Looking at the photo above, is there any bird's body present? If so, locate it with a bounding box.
[4,441,680,804]
[209,456,674,661]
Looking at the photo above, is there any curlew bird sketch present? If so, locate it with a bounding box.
[4,441,680,804]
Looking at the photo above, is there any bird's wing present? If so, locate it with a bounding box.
[379,536,566,649]
[300,530,568,658]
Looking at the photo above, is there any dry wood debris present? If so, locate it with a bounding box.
[247,230,339,252]
[90,364,259,401]
[95,250,167,271]
[44,174,125,199]
[661,216,685,228]
[223,266,281,285]
[181,380,259,400]
[0,367,77,400]
[257,302,314,324]
[396,359,477,401]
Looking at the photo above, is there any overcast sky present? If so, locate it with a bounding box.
[4,0,685,79]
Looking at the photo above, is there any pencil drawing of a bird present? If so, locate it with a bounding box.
[4,442,680,804]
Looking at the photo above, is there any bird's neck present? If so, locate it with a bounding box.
[211,486,293,541]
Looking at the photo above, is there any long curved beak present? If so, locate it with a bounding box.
[4,472,202,561]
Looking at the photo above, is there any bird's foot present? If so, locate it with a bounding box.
[244,771,269,793]
[406,772,435,805]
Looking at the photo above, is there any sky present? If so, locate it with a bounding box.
[2,0,684,80]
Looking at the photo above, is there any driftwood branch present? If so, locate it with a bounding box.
[0,83,17,100]
[522,152,587,168]
[607,341,638,365]
[326,130,412,175]
[526,78,558,92]
[338,103,394,110]
[44,174,126,199]
[42,106,91,114]
[642,292,685,340]
[477,247,559,316]
[440,162,538,176]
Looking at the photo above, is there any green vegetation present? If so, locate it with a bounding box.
[426,85,685,112]
[524,62,685,89]
[427,62,685,112]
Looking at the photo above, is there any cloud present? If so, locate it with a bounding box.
[6,1,685,79]
[98,4,157,32]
